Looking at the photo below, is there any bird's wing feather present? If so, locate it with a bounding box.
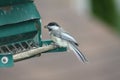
[52,30,78,46]
[69,43,88,63]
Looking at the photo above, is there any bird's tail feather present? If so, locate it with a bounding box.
[69,43,88,63]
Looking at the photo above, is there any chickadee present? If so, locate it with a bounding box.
[44,22,87,63]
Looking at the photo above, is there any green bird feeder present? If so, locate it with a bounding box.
[0,0,66,67]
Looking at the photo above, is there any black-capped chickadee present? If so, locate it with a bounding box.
[44,22,87,63]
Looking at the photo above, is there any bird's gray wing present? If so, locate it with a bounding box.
[52,30,78,46]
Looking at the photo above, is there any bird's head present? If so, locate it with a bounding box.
[44,22,60,31]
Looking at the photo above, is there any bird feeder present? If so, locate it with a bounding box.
[0,0,66,67]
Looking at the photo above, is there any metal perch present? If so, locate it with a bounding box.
[13,45,57,62]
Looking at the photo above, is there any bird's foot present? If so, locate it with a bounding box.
[51,42,60,48]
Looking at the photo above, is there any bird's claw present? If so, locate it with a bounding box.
[51,42,60,48]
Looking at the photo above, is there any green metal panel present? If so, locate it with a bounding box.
[0,53,14,67]
[0,0,33,6]
[0,1,42,47]
[0,2,40,26]
[0,20,41,46]
[0,21,37,38]
[35,20,42,46]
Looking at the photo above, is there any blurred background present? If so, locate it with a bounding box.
[0,0,120,80]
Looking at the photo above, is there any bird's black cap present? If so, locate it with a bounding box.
[47,22,60,27]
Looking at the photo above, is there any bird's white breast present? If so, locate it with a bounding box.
[51,34,68,47]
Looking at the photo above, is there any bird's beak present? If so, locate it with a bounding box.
[44,25,47,29]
